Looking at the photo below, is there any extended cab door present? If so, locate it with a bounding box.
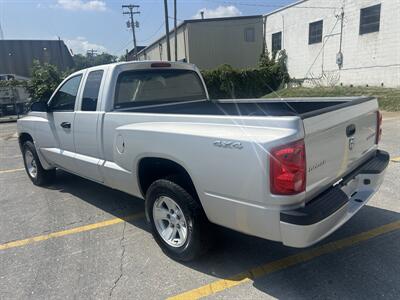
[42,74,83,172]
[73,69,105,182]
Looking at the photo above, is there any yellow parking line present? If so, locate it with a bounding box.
[0,168,25,174]
[0,212,145,251]
[169,220,400,300]
[391,156,400,162]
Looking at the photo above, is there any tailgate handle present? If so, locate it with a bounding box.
[346,124,356,137]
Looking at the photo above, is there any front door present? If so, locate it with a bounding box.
[42,74,83,172]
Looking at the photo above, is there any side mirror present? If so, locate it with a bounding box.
[30,101,49,112]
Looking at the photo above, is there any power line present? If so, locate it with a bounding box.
[137,21,165,43]
[115,39,133,55]
[204,0,338,10]
[122,4,140,59]
[115,21,165,55]
[167,16,263,27]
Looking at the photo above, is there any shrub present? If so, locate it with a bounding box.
[201,51,289,99]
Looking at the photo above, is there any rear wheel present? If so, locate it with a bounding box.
[22,141,55,186]
[146,179,211,261]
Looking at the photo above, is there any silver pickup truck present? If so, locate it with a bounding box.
[17,61,389,261]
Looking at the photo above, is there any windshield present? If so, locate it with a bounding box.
[114,69,207,109]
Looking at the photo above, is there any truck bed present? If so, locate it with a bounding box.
[118,97,374,118]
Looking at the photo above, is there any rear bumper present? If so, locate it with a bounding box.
[279,150,390,248]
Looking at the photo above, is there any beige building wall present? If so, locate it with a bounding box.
[137,26,188,62]
[187,17,263,69]
[137,16,264,70]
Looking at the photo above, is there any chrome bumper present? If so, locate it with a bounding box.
[280,150,389,248]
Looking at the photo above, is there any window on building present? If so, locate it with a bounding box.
[271,32,282,54]
[309,20,323,44]
[360,4,381,35]
[82,70,104,111]
[244,27,255,42]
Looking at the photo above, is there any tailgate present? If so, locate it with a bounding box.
[303,98,379,200]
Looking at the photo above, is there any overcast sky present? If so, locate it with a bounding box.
[0,0,296,56]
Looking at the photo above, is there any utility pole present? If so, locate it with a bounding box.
[174,0,177,61]
[337,6,345,69]
[163,0,171,61]
[122,4,140,60]
[87,49,98,57]
[87,49,98,66]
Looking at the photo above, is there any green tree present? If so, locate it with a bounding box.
[26,52,118,102]
[72,52,118,71]
[26,60,64,101]
[118,54,127,62]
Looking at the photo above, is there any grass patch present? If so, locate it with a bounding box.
[263,86,400,111]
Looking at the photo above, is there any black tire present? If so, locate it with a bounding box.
[22,141,56,186]
[146,179,211,261]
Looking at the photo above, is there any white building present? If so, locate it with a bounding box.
[137,16,264,70]
[264,0,400,87]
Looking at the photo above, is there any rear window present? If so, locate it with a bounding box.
[82,70,103,111]
[114,69,207,109]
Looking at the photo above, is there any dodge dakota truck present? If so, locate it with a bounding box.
[17,61,389,261]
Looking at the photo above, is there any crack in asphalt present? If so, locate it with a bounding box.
[109,221,127,299]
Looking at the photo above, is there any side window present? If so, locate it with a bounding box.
[309,20,323,44]
[82,70,104,111]
[244,27,255,42]
[360,4,381,35]
[271,31,282,54]
[49,75,82,111]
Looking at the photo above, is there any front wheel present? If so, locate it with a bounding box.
[22,141,55,186]
[146,179,211,261]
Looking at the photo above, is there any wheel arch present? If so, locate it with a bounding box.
[137,157,199,201]
[18,132,33,149]
[18,132,53,170]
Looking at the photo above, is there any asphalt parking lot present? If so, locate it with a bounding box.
[0,113,399,300]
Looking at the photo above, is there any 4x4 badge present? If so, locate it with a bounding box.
[213,140,243,150]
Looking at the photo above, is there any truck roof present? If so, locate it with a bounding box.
[73,60,198,76]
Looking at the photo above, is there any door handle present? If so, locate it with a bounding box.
[60,122,71,129]
[346,124,356,137]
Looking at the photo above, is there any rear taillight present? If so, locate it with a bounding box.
[376,111,382,144]
[270,139,306,195]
